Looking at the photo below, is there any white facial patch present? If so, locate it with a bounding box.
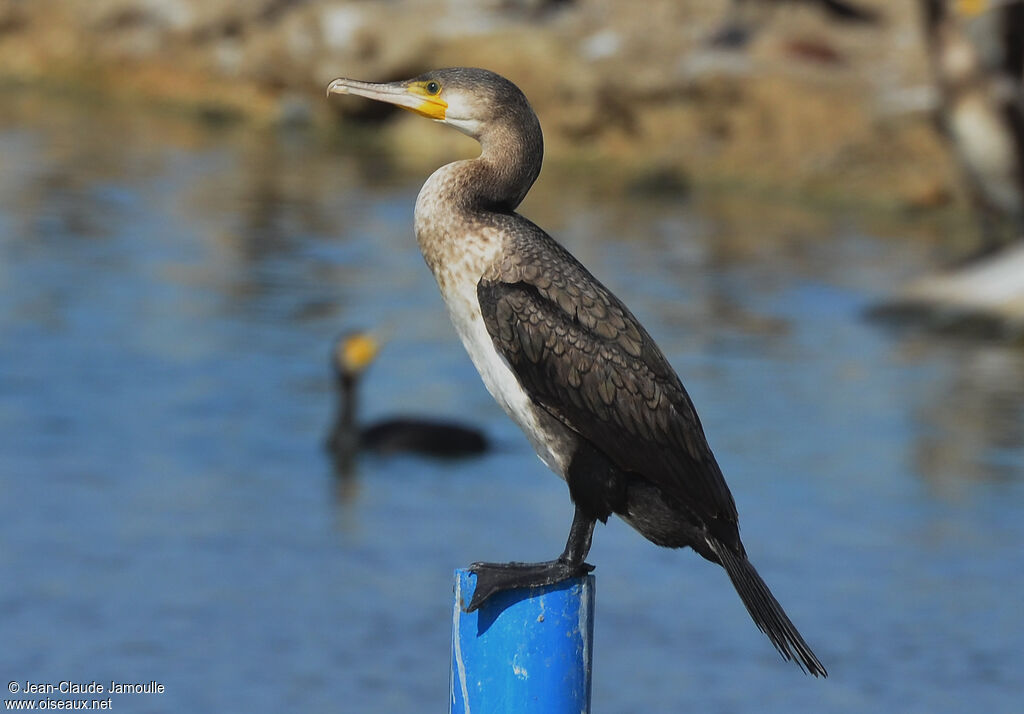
[441,90,485,138]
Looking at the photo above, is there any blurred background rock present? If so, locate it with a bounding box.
[0,0,959,207]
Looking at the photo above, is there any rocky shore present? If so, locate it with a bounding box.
[0,0,961,208]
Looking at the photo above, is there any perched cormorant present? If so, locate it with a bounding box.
[326,331,490,460]
[921,0,1024,258]
[328,68,826,675]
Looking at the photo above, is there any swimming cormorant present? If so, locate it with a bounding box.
[326,331,490,459]
[327,68,826,675]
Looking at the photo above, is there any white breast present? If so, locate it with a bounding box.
[414,167,574,478]
[439,249,574,479]
[950,93,1023,216]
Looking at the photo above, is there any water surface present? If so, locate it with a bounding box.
[1,90,1022,712]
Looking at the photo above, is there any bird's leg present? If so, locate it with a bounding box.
[465,506,596,612]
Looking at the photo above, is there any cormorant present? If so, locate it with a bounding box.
[326,331,490,459]
[327,68,826,675]
[921,0,1024,258]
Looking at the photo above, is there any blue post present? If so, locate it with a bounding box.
[450,569,595,714]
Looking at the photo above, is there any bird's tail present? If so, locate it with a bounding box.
[708,538,827,677]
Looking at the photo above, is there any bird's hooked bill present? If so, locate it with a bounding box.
[326,77,447,120]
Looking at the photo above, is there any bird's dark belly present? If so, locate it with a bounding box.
[566,440,709,555]
[619,479,713,557]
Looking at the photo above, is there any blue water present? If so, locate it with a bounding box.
[1,91,1023,712]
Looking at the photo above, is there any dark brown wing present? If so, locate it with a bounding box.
[478,220,738,529]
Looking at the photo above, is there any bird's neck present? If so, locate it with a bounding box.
[414,117,542,278]
[332,373,359,437]
[417,116,543,217]
[923,3,984,90]
[327,373,360,476]
[472,118,544,211]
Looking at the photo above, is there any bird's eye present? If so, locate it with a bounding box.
[425,81,441,95]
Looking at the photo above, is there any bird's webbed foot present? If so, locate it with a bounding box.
[464,558,594,612]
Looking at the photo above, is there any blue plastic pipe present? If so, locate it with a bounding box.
[450,568,595,714]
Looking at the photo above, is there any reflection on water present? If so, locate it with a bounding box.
[1,88,1023,713]
[910,342,1024,490]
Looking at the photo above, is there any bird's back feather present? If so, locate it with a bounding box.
[477,215,740,544]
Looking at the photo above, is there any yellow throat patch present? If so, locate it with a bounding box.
[403,82,448,120]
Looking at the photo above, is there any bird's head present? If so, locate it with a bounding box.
[953,0,988,17]
[327,67,536,143]
[333,331,380,380]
